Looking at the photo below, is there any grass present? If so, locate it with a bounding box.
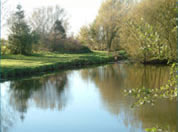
[1,51,116,80]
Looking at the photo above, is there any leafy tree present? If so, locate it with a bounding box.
[8,5,36,55]
[121,0,176,62]
[78,26,90,45]
[93,0,121,51]
[1,39,11,55]
[78,0,128,51]
[125,18,168,63]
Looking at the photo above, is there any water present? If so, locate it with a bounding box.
[1,63,177,132]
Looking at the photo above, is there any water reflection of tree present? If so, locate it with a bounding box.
[2,85,18,132]
[32,74,68,110]
[80,64,176,131]
[8,72,69,120]
[9,79,43,120]
[2,100,17,132]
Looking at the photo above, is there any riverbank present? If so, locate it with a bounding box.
[1,51,118,80]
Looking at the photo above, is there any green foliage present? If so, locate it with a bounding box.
[118,50,127,56]
[1,39,10,55]
[77,26,90,45]
[8,5,37,55]
[145,126,174,132]
[78,0,124,51]
[79,0,176,62]
[124,63,177,107]
[113,50,128,60]
[1,45,11,55]
[121,0,176,63]
[127,18,169,63]
[145,127,158,132]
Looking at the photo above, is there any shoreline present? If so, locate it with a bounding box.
[0,62,112,83]
[1,52,116,81]
[1,52,174,81]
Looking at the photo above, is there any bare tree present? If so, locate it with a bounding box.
[28,5,68,49]
[29,5,68,36]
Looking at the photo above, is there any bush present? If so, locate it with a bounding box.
[1,44,11,55]
[118,50,127,56]
[1,39,11,55]
[50,37,92,54]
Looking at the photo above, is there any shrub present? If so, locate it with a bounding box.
[1,39,11,55]
[1,44,11,55]
[118,50,127,56]
[50,37,92,54]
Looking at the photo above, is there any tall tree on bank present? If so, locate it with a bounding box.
[49,20,66,51]
[8,5,35,55]
[95,0,121,51]
[78,0,129,51]
[120,0,176,62]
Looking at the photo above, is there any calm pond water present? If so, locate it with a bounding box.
[1,63,177,132]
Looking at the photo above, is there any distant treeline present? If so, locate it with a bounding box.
[1,5,91,55]
[78,0,176,63]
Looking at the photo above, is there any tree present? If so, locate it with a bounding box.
[8,5,35,55]
[53,20,66,39]
[120,0,176,62]
[78,0,128,51]
[95,0,120,51]
[78,26,90,45]
[49,20,66,51]
[29,6,68,50]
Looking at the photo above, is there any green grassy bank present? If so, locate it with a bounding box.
[1,51,118,80]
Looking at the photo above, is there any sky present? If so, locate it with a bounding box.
[2,0,104,38]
